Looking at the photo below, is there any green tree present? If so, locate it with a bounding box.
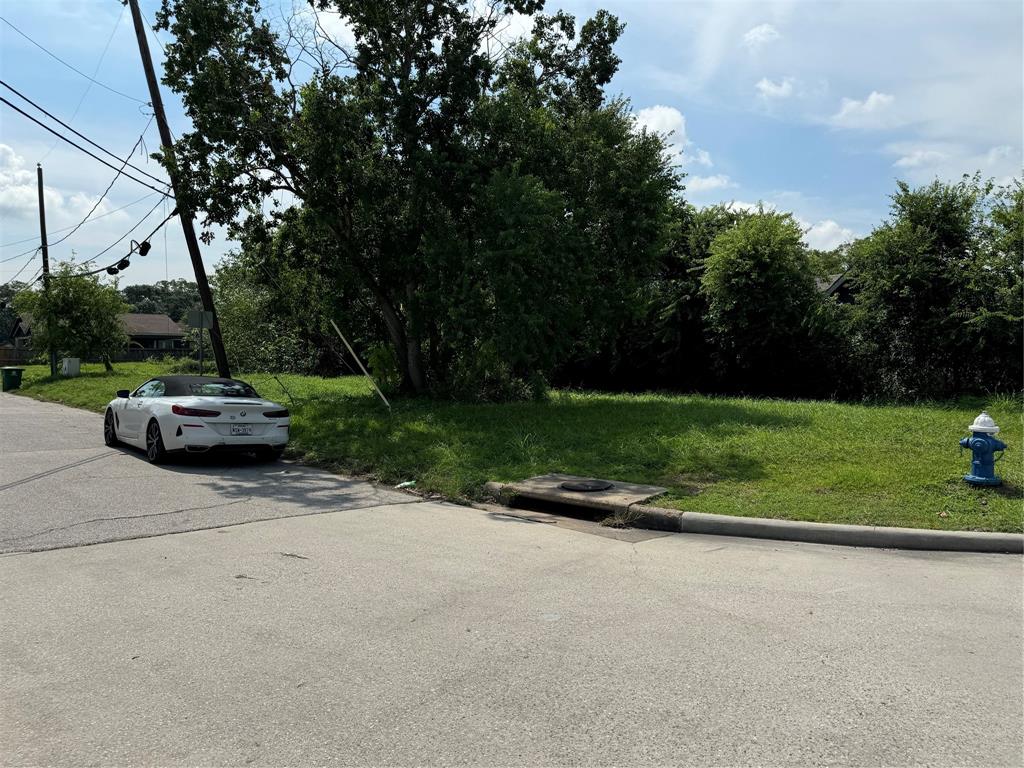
[845,175,1021,398]
[13,265,129,370]
[155,0,677,397]
[121,279,201,322]
[1,281,28,340]
[641,202,749,389]
[212,255,319,373]
[700,210,826,394]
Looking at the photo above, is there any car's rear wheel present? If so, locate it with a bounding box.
[146,420,167,464]
[103,410,119,447]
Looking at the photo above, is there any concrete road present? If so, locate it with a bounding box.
[1,394,1022,766]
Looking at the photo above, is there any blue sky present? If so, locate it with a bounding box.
[1,0,1020,287]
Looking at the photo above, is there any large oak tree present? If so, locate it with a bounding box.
[155,0,678,395]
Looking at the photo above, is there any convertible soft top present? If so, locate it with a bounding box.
[151,376,259,398]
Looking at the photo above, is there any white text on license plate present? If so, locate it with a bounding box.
[230,424,253,436]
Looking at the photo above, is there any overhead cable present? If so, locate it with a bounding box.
[0,15,148,104]
[0,96,171,196]
[0,80,166,185]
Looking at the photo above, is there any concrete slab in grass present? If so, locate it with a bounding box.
[486,473,667,514]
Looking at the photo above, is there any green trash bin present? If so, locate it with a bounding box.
[1,366,25,391]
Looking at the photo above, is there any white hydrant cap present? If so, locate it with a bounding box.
[968,411,1000,434]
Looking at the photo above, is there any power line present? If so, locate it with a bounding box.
[87,195,168,264]
[0,245,41,265]
[38,4,127,163]
[48,117,156,248]
[138,6,167,55]
[0,191,160,248]
[0,15,148,104]
[57,207,178,280]
[0,249,39,288]
[0,80,166,185]
[0,96,171,196]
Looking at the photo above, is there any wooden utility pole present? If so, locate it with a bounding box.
[126,0,231,378]
[36,163,57,377]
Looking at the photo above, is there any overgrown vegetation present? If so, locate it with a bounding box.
[130,0,1020,404]
[12,265,129,370]
[155,0,675,397]
[12,362,1022,533]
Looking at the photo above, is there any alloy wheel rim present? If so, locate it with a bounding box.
[147,424,158,459]
[104,414,114,442]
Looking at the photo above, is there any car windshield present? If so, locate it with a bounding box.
[187,381,259,398]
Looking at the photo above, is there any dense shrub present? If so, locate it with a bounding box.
[699,210,831,395]
[844,176,1022,399]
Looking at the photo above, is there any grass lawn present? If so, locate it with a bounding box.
[10,362,1022,533]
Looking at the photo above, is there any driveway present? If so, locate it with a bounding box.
[1,394,1022,766]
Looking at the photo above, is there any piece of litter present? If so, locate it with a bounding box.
[395,481,416,489]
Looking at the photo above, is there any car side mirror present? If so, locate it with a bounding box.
[116,389,130,399]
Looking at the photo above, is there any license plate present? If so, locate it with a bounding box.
[230,424,253,436]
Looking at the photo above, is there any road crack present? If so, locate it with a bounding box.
[0,498,252,543]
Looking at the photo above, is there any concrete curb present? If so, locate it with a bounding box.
[484,481,1023,554]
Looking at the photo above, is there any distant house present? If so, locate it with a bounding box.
[120,313,187,351]
[815,272,855,304]
[7,312,187,353]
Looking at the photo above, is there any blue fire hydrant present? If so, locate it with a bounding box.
[959,411,1007,486]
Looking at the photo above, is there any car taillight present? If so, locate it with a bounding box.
[263,409,290,418]
[172,404,221,417]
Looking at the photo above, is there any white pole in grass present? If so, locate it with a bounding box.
[328,319,392,411]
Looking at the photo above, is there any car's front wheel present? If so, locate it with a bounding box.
[103,410,119,447]
[145,420,167,464]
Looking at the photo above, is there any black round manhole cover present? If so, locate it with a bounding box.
[560,479,614,492]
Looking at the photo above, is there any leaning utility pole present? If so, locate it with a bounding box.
[126,0,230,378]
[36,163,57,377]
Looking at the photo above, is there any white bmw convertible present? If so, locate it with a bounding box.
[103,375,290,463]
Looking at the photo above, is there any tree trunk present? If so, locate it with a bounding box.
[103,356,113,372]
[378,295,424,394]
[403,282,426,394]
[406,334,426,393]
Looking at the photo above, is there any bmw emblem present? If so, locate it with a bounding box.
[240,410,247,417]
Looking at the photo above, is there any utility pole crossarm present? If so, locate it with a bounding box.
[126,0,231,379]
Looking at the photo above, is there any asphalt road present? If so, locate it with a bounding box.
[0,394,411,553]
[2,393,1022,766]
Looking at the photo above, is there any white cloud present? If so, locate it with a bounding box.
[756,77,795,99]
[986,145,1014,165]
[687,174,736,192]
[742,23,780,50]
[831,91,896,129]
[802,219,855,251]
[0,144,63,222]
[635,105,687,138]
[470,0,534,53]
[635,105,714,168]
[313,8,357,49]
[893,149,947,168]
[687,148,713,167]
[723,199,776,214]
[884,140,1019,182]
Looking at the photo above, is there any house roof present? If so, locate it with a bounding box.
[119,313,185,337]
[815,273,848,297]
[10,312,184,338]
